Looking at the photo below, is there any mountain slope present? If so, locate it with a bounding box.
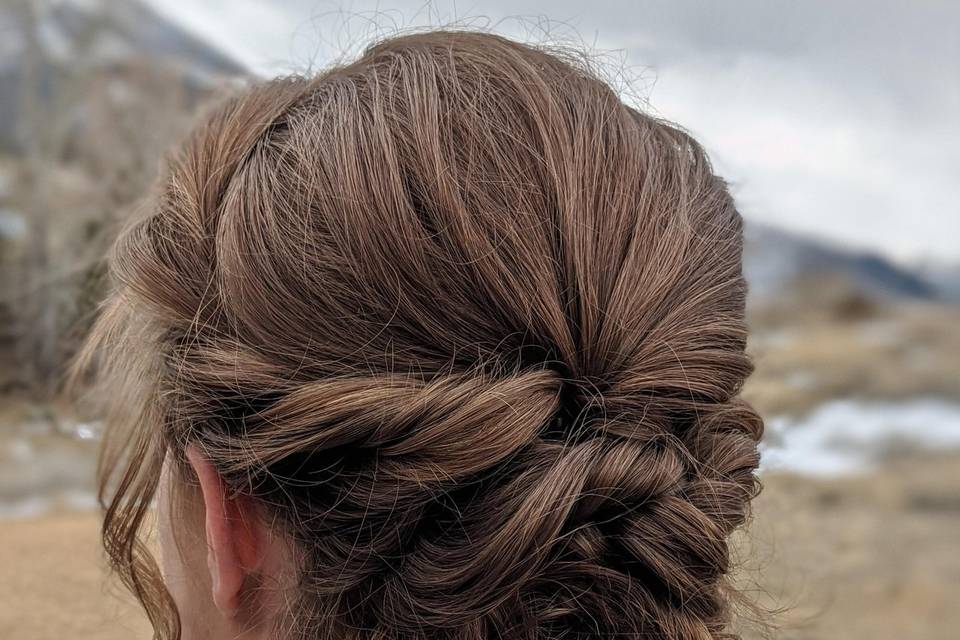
[0,0,248,152]
[743,221,942,302]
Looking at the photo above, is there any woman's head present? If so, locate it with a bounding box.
[81,30,762,640]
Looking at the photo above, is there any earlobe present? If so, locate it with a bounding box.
[185,445,257,618]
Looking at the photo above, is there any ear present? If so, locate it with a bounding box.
[185,444,261,617]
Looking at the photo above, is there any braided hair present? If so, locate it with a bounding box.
[80,30,762,640]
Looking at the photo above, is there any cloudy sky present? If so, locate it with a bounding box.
[147,0,959,264]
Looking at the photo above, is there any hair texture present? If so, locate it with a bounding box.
[78,30,763,640]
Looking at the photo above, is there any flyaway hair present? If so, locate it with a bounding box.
[77,30,762,640]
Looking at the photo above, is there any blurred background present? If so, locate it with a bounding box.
[0,1,957,638]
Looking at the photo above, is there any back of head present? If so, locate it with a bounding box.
[85,30,762,640]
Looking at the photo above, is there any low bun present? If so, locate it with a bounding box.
[86,30,763,640]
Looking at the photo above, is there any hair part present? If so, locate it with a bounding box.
[76,29,763,640]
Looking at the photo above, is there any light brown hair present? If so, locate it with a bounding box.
[77,29,762,640]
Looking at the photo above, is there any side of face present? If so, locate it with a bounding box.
[157,454,224,638]
[157,447,287,640]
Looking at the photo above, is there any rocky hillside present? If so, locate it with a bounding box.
[743,221,951,304]
[0,0,247,153]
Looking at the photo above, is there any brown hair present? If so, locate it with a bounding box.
[78,30,762,640]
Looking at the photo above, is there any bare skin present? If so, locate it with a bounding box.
[157,446,289,639]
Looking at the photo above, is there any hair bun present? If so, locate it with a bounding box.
[87,30,763,640]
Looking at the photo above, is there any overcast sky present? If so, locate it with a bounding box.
[146,0,959,264]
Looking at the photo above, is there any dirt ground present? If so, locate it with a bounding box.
[0,511,151,640]
[737,453,960,640]
[744,283,960,417]
[2,453,958,640]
